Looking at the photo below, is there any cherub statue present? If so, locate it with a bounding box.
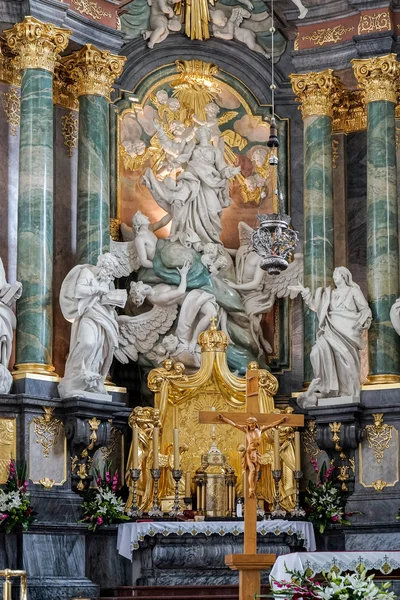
[0,259,22,393]
[193,102,222,148]
[211,8,270,58]
[154,119,196,179]
[111,210,171,276]
[218,413,287,497]
[289,267,372,398]
[201,243,229,276]
[142,0,182,48]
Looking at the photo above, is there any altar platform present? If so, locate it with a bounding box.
[117,521,316,585]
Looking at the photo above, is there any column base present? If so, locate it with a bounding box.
[13,363,59,378]
[12,370,60,398]
[364,374,400,385]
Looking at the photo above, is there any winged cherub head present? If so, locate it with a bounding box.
[129,281,153,306]
[132,210,150,233]
[97,253,119,282]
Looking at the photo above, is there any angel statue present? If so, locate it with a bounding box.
[111,210,171,277]
[225,222,303,356]
[153,118,196,179]
[143,126,241,245]
[0,259,22,393]
[142,0,182,48]
[289,267,372,398]
[211,8,270,58]
[58,253,127,400]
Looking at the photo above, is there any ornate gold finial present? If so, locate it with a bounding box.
[198,318,229,353]
[290,69,343,119]
[62,44,126,100]
[4,16,71,73]
[352,54,398,104]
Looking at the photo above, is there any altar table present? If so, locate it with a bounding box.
[117,520,316,561]
[270,551,400,582]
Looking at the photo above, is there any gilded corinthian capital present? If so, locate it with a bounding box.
[3,16,71,73]
[352,54,398,104]
[62,44,126,100]
[290,69,342,119]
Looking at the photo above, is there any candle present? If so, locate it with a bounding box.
[132,426,139,469]
[273,428,280,470]
[185,471,191,497]
[173,427,179,470]
[153,427,159,469]
[173,405,178,429]
[294,431,301,471]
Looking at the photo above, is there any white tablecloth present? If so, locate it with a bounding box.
[270,551,400,583]
[117,520,316,561]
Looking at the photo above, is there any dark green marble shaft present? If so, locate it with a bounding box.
[77,94,110,265]
[303,114,334,382]
[367,100,400,378]
[16,68,54,368]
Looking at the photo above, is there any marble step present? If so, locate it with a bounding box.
[109,585,270,598]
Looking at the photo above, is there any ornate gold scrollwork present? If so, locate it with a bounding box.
[364,413,393,464]
[302,25,354,47]
[352,54,398,104]
[329,422,342,452]
[358,12,391,35]
[33,407,62,458]
[88,417,101,450]
[371,479,387,491]
[61,112,78,157]
[302,420,322,461]
[290,69,343,119]
[337,465,349,491]
[3,87,20,135]
[71,0,112,20]
[39,477,56,489]
[332,139,339,169]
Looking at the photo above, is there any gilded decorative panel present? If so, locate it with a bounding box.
[29,409,67,487]
[0,418,16,484]
[359,416,398,491]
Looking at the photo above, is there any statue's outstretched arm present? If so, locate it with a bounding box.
[260,416,287,432]
[218,413,246,432]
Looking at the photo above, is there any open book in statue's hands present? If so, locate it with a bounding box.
[0,281,22,305]
[101,288,127,309]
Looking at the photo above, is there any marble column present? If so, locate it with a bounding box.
[63,46,126,265]
[4,17,70,375]
[290,71,339,384]
[353,54,400,383]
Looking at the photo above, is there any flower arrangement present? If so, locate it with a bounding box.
[305,458,350,533]
[271,567,395,600]
[79,465,129,532]
[0,460,35,534]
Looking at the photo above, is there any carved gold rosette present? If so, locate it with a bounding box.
[4,16,71,73]
[290,69,343,119]
[62,44,126,100]
[352,54,398,104]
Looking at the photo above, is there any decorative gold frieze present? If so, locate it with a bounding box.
[62,44,126,100]
[358,11,391,35]
[33,407,62,458]
[4,16,71,73]
[302,25,354,47]
[3,87,20,135]
[53,62,78,110]
[364,413,393,464]
[0,419,16,484]
[290,70,343,118]
[329,422,342,452]
[352,54,398,104]
[71,0,112,20]
[61,112,78,157]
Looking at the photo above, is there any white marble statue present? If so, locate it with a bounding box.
[193,103,223,149]
[390,297,400,337]
[0,260,22,394]
[143,126,240,245]
[154,119,196,179]
[289,267,372,398]
[225,222,303,356]
[296,377,321,409]
[211,8,270,58]
[111,210,171,277]
[58,253,127,400]
[290,0,308,19]
[141,0,182,48]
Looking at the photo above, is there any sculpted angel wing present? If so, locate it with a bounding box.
[115,304,179,364]
[238,221,254,247]
[110,238,140,278]
[262,253,304,301]
[230,7,250,25]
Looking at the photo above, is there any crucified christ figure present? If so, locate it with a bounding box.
[218,414,287,498]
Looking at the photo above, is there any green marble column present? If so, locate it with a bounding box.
[353,55,400,383]
[64,45,126,265]
[290,71,337,384]
[4,17,70,375]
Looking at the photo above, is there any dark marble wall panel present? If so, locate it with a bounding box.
[22,533,85,577]
[346,131,367,295]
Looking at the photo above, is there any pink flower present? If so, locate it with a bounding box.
[310,457,319,474]
[112,472,119,492]
[331,515,340,522]
[96,475,102,487]
[105,471,111,484]
[97,516,104,525]
[0,514,8,521]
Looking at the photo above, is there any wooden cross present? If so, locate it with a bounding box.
[199,365,304,600]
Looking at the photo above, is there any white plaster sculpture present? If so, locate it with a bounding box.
[58,253,127,401]
[289,267,372,398]
[193,103,224,149]
[154,119,196,179]
[143,126,240,245]
[0,260,22,394]
[142,0,182,48]
[201,243,229,276]
[296,378,321,409]
[111,210,171,276]
[211,8,270,58]
[225,222,303,355]
[290,0,308,19]
[390,297,400,336]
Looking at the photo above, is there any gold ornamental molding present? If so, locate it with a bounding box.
[364,413,393,464]
[301,24,354,47]
[61,112,79,157]
[332,89,366,134]
[53,62,79,111]
[33,407,62,458]
[290,69,343,119]
[3,87,20,135]
[0,40,21,86]
[358,11,391,35]
[352,54,398,104]
[71,0,112,20]
[4,16,71,73]
[62,44,126,100]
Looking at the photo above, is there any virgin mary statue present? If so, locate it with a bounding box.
[290,267,372,397]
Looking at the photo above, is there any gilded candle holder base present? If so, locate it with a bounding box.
[169,469,184,517]
[271,469,287,519]
[290,469,306,518]
[148,468,163,518]
[129,468,143,518]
